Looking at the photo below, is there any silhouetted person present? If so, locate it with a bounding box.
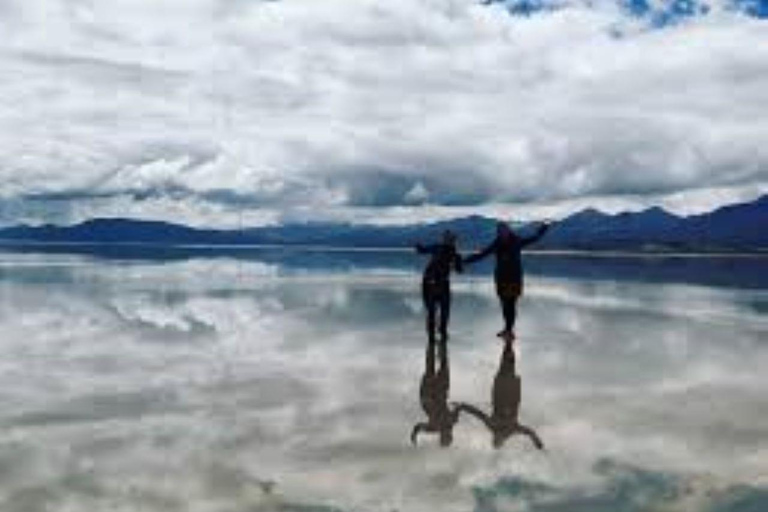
[411,337,460,447]
[464,221,550,340]
[415,230,463,342]
[456,339,544,450]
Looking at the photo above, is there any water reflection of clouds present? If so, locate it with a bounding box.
[1,257,767,511]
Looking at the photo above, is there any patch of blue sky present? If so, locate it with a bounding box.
[628,0,768,26]
[484,0,767,21]
[481,0,565,16]
[736,0,768,17]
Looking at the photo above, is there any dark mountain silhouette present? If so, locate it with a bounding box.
[539,195,767,251]
[538,206,685,250]
[0,214,503,249]
[1,195,766,253]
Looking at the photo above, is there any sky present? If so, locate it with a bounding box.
[0,0,767,227]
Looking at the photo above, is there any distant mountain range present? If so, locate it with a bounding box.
[1,195,766,253]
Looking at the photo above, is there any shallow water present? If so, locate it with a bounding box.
[1,249,767,511]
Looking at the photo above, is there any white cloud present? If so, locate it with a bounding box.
[0,0,766,226]
[404,181,430,204]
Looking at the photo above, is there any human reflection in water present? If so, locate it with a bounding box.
[411,337,460,447]
[457,339,544,450]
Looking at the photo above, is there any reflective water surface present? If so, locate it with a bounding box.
[1,249,767,511]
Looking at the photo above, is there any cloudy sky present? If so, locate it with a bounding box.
[1,0,767,227]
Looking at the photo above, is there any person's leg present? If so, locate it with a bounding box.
[438,288,451,341]
[427,304,437,341]
[423,282,438,342]
[495,279,511,338]
[502,297,518,334]
[495,295,507,338]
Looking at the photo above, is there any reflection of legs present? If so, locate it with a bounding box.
[436,337,451,438]
[499,337,515,374]
[492,338,520,430]
[436,339,454,447]
[494,338,514,401]
[425,335,436,376]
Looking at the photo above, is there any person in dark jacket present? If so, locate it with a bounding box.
[415,230,463,342]
[455,338,544,450]
[464,221,550,340]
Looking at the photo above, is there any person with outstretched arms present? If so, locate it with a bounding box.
[415,230,463,342]
[464,221,551,341]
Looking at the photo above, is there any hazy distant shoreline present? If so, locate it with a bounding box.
[1,239,766,259]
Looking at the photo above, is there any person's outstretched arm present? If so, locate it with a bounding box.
[464,239,497,265]
[520,223,550,248]
[455,403,493,430]
[515,423,545,450]
[453,251,464,273]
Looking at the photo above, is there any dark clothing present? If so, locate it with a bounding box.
[416,243,462,341]
[464,225,548,287]
[416,243,463,284]
[465,224,548,333]
[501,296,518,333]
[423,280,451,340]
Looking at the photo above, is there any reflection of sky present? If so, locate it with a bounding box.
[1,255,767,511]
